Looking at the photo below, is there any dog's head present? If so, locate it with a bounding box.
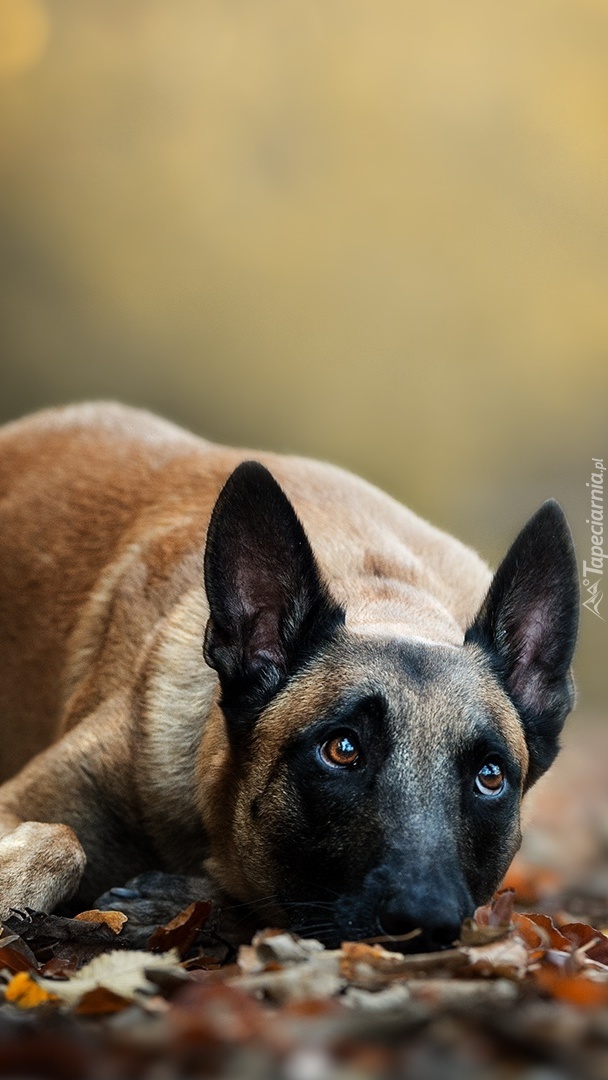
[200,463,579,950]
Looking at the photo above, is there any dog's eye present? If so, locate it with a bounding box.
[320,732,361,769]
[475,759,505,796]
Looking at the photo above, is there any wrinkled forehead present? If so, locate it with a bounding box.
[362,637,522,746]
[366,638,528,782]
[256,633,527,767]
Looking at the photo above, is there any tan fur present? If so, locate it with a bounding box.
[478,665,530,782]
[0,402,503,917]
[198,654,351,901]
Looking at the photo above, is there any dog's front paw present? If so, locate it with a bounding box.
[0,821,86,920]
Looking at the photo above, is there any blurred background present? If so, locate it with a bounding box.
[0,0,606,707]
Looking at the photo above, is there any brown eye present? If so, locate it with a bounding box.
[320,733,361,768]
[475,759,505,796]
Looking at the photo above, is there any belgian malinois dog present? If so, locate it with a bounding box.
[0,404,579,950]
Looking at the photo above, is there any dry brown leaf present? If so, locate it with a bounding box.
[234,947,344,1004]
[517,913,571,952]
[74,986,132,1015]
[340,942,419,988]
[40,955,80,979]
[74,910,127,934]
[559,923,608,967]
[460,891,514,945]
[0,931,40,973]
[533,965,608,1007]
[341,941,467,988]
[512,913,549,953]
[462,936,529,980]
[238,930,324,975]
[459,922,510,947]
[148,901,212,956]
[235,931,532,1004]
[3,909,124,968]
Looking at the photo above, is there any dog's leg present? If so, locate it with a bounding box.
[0,811,86,917]
[0,696,143,921]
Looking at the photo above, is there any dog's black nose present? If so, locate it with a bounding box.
[376,898,462,951]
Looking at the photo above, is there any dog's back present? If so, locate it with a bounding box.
[0,402,490,780]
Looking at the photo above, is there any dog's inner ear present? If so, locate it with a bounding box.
[465,500,579,786]
[203,461,344,727]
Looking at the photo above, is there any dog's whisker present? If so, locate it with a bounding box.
[222,894,280,912]
[279,901,335,912]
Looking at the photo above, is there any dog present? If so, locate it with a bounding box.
[0,403,579,950]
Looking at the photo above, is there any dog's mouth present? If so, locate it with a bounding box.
[251,891,466,955]
[363,926,461,954]
[304,926,460,954]
[277,908,461,954]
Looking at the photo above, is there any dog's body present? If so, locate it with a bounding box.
[0,404,578,948]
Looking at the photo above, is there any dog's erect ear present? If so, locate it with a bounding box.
[203,461,344,731]
[465,500,579,786]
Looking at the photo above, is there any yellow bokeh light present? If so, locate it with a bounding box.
[0,0,49,80]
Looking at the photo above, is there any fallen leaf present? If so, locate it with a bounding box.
[40,955,80,979]
[513,912,572,955]
[341,942,467,988]
[559,923,608,967]
[4,970,58,1008]
[3,909,124,967]
[148,901,212,956]
[477,890,515,927]
[340,942,422,987]
[238,930,324,975]
[36,948,182,1005]
[522,913,572,949]
[74,910,127,935]
[462,936,529,980]
[533,965,608,1007]
[460,891,514,945]
[236,936,482,1004]
[232,955,344,1004]
[74,986,132,1015]
[511,913,548,953]
[0,930,40,973]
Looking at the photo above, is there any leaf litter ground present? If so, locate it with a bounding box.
[1,717,607,1079]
